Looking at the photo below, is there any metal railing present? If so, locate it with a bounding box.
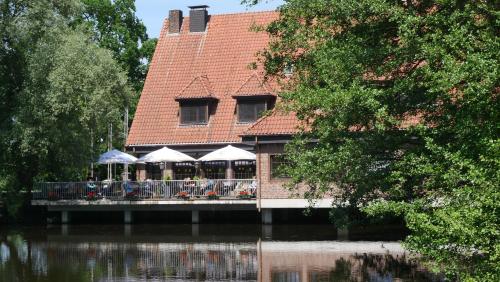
[32,179,257,201]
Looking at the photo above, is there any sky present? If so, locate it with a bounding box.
[135,0,284,38]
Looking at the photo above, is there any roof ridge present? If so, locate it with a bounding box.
[191,10,277,18]
[209,10,277,17]
[162,10,277,24]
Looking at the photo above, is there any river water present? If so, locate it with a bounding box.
[0,224,442,281]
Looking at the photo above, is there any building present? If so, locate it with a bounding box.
[126,6,333,213]
[31,6,333,225]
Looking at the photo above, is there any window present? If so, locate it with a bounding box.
[180,102,208,125]
[173,162,195,180]
[270,155,291,179]
[238,101,266,123]
[145,163,162,180]
[234,160,256,179]
[202,161,226,179]
[271,271,300,282]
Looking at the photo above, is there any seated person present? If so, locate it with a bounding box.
[123,181,134,195]
[142,179,154,197]
[86,176,96,193]
[206,179,215,191]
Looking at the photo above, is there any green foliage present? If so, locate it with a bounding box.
[78,0,156,92]
[255,0,499,280]
[17,27,132,181]
[0,175,23,217]
[0,0,140,215]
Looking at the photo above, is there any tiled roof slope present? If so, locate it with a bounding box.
[233,73,275,97]
[243,111,422,136]
[127,11,279,146]
[242,111,301,136]
[240,111,422,136]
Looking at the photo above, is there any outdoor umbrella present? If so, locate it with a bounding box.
[198,145,256,162]
[138,147,196,163]
[98,149,137,164]
[98,149,137,180]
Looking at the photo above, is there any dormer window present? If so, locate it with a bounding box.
[232,73,276,124]
[180,101,208,125]
[238,100,267,123]
[176,76,217,126]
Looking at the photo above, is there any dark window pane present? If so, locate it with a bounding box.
[270,155,290,178]
[238,101,266,123]
[202,161,226,179]
[173,162,196,180]
[239,103,255,122]
[234,160,256,179]
[198,105,207,123]
[181,106,196,123]
[180,103,208,124]
[272,271,300,282]
[146,164,162,180]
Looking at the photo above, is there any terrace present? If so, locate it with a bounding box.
[32,179,257,202]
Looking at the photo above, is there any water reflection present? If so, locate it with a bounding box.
[0,225,442,281]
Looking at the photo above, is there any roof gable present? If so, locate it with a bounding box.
[233,73,275,98]
[175,76,217,101]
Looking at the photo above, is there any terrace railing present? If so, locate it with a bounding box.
[32,179,257,201]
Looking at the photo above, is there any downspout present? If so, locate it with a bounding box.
[256,136,261,212]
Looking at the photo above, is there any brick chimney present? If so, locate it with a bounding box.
[168,10,183,33]
[188,5,209,32]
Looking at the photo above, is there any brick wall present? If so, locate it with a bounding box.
[256,143,310,199]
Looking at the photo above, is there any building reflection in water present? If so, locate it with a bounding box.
[0,225,443,282]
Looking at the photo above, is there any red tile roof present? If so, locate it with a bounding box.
[244,110,422,137]
[232,73,275,97]
[127,11,279,146]
[242,111,302,136]
[175,76,216,101]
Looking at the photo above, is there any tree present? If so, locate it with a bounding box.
[0,0,132,217]
[79,0,156,93]
[246,0,499,280]
[16,27,132,181]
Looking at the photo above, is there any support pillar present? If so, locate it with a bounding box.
[163,162,173,180]
[124,210,133,224]
[61,210,71,224]
[337,227,349,241]
[262,225,272,239]
[124,224,132,236]
[123,164,129,181]
[261,209,272,225]
[191,210,200,224]
[61,224,69,236]
[136,163,146,181]
[226,161,234,179]
[192,224,199,237]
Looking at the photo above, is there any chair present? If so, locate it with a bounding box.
[230,182,246,197]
